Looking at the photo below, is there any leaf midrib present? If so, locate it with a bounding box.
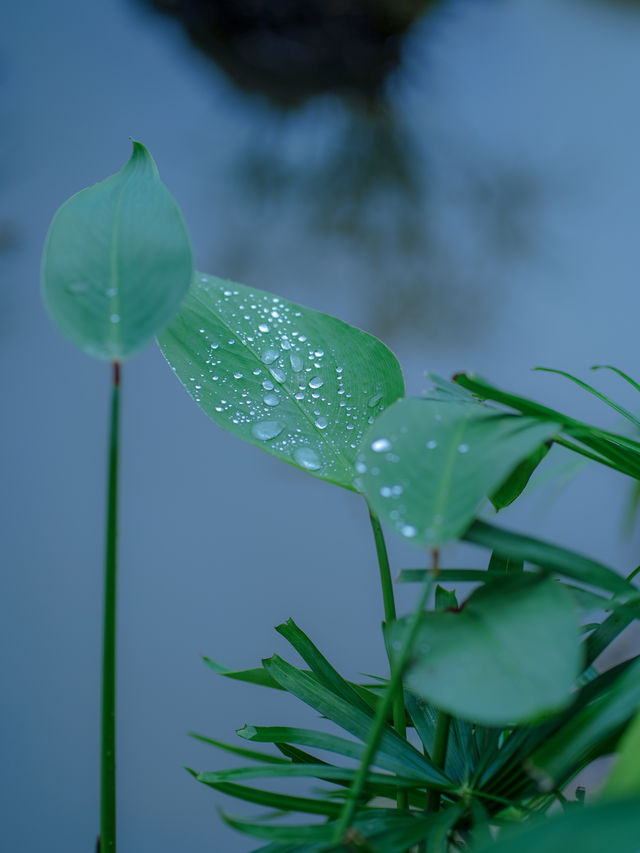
[189,280,355,478]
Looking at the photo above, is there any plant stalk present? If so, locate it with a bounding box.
[426,548,449,817]
[333,573,435,843]
[100,362,120,852]
[426,711,451,813]
[368,508,407,809]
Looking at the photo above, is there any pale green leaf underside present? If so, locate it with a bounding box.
[355,398,559,547]
[389,575,582,725]
[470,797,640,853]
[601,708,640,798]
[158,274,404,489]
[42,141,193,361]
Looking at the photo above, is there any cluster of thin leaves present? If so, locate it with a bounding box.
[160,283,640,852]
[41,142,640,853]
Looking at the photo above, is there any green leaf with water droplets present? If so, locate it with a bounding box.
[355,398,560,547]
[42,141,193,361]
[158,274,404,489]
[388,574,582,725]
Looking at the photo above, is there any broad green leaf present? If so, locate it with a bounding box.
[388,575,582,725]
[469,796,640,853]
[158,274,404,489]
[354,398,559,547]
[529,656,640,787]
[42,141,192,360]
[601,709,640,797]
[465,519,634,596]
[490,443,550,510]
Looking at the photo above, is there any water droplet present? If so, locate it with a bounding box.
[314,349,324,358]
[355,461,367,474]
[298,335,307,342]
[294,447,321,471]
[371,438,391,453]
[252,420,284,441]
[270,367,286,383]
[258,323,270,333]
[308,376,324,389]
[290,353,303,372]
[368,393,383,408]
[426,440,438,450]
[261,349,279,365]
[458,443,470,454]
[401,525,417,538]
[391,485,404,496]
[110,313,120,324]
[380,486,392,498]
[262,379,274,391]
[263,393,279,406]
[233,372,243,380]
[315,416,328,430]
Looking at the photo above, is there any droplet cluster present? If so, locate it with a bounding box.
[172,274,391,481]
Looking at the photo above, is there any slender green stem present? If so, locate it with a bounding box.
[368,508,407,809]
[100,362,120,853]
[333,574,435,843]
[426,711,451,813]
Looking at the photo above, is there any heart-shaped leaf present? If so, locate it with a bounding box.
[158,274,404,489]
[42,141,193,361]
[355,398,559,546]
[388,574,582,725]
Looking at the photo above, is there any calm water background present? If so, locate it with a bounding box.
[3,0,640,849]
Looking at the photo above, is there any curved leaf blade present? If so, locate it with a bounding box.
[42,141,193,361]
[388,575,583,725]
[355,399,559,547]
[158,274,404,489]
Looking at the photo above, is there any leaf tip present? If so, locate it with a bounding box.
[237,725,256,740]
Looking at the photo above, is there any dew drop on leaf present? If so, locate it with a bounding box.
[308,376,324,389]
[263,393,280,406]
[261,348,279,365]
[294,447,321,471]
[290,353,303,372]
[251,420,284,441]
[371,438,391,453]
